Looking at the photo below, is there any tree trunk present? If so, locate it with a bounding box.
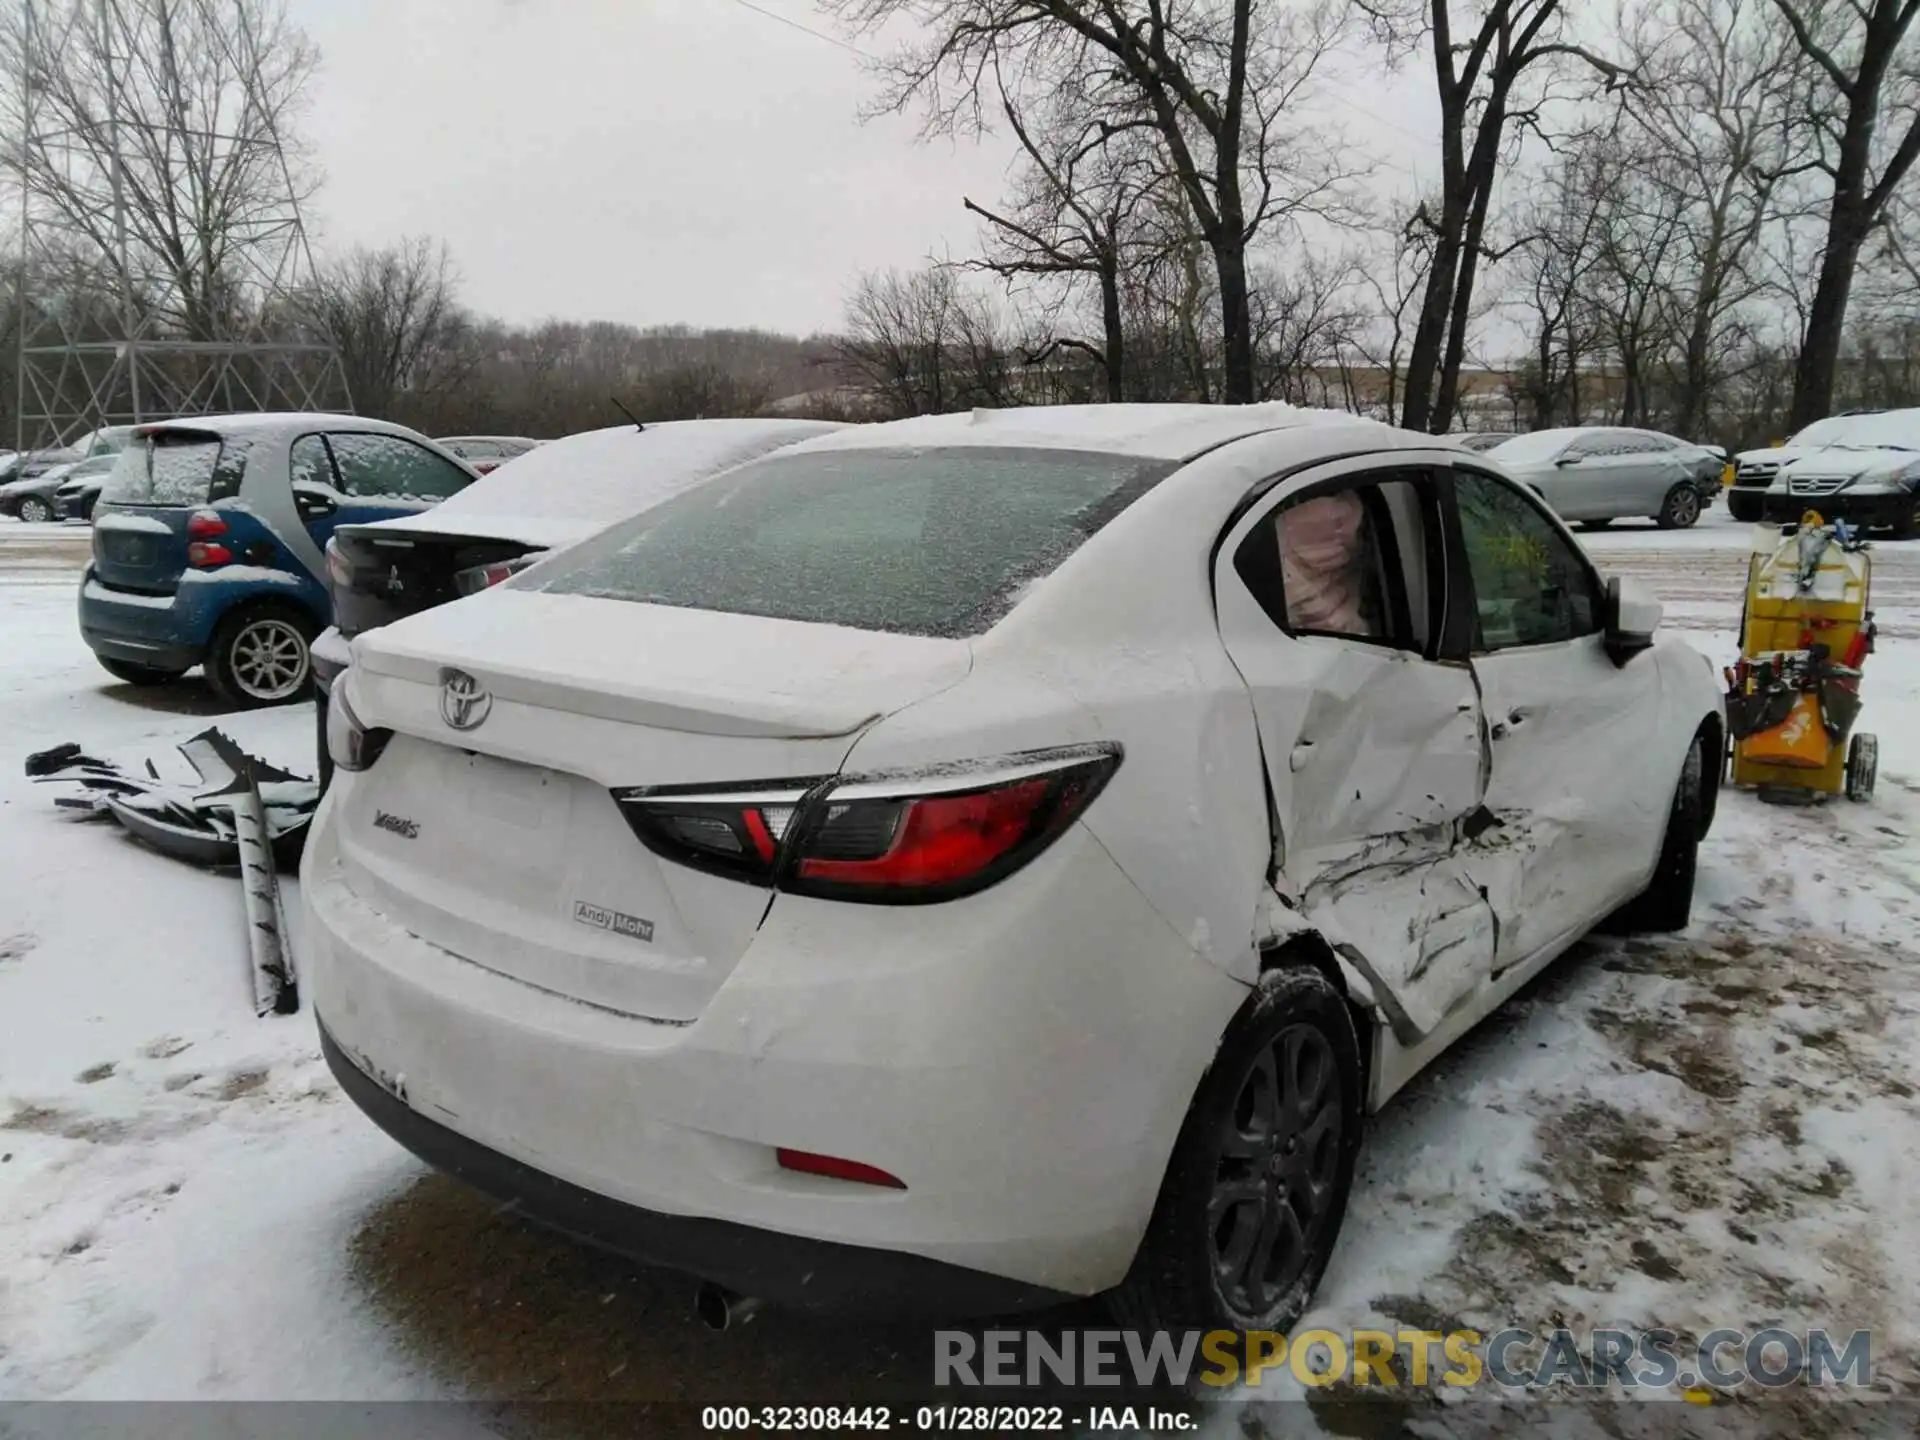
[1099,261,1125,402]
[1215,238,1254,404]
[1790,200,1869,430]
[1400,234,1458,431]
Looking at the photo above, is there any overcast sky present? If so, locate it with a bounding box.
[290,0,1440,337]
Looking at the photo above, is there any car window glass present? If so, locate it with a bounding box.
[326,433,473,502]
[1454,471,1603,650]
[531,446,1177,639]
[101,433,224,505]
[1233,476,1431,651]
[289,434,335,490]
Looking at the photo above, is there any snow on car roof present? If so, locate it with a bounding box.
[365,417,846,548]
[786,403,1400,461]
[133,412,427,439]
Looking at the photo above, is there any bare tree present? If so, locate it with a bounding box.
[829,0,1358,404]
[1248,252,1368,403]
[1506,146,1611,426]
[1771,0,1920,425]
[1617,0,1812,438]
[0,0,321,341]
[961,66,1163,402]
[1362,0,1632,432]
[303,238,468,420]
[1351,205,1436,420]
[834,266,1021,416]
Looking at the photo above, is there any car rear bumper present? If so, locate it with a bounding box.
[1762,489,1914,526]
[300,787,1246,1310]
[77,572,205,670]
[319,1022,1071,1316]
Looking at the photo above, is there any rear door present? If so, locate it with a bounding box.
[1446,466,1666,967]
[1214,456,1496,1039]
[91,430,233,595]
[302,432,476,552]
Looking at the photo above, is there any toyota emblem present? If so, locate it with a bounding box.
[440,667,492,731]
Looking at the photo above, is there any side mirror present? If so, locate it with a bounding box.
[1604,575,1662,666]
[1555,452,1583,467]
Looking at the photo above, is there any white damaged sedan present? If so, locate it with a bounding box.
[303,404,1724,1330]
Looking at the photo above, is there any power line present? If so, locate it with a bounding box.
[723,0,871,59]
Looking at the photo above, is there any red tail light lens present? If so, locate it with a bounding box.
[186,510,227,538]
[187,541,232,567]
[775,1148,906,1189]
[452,555,538,597]
[613,747,1120,903]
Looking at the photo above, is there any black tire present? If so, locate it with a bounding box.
[1655,483,1703,530]
[1846,733,1878,802]
[17,496,53,524]
[1578,519,1614,531]
[97,656,187,687]
[205,601,318,710]
[1110,964,1363,1334]
[1888,493,1920,540]
[1614,730,1705,933]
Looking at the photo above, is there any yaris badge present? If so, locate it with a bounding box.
[440,668,492,731]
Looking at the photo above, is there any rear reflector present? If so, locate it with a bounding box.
[775,1148,907,1189]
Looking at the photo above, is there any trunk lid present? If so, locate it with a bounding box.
[328,523,546,639]
[334,589,972,1020]
[91,508,195,595]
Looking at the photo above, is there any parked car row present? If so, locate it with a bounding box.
[0,426,134,522]
[1467,427,1725,529]
[1727,407,1920,536]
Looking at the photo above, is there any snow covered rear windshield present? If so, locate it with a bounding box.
[528,446,1179,638]
[101,431,233,506]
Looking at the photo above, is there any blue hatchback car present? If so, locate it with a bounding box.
[80,414,479,708]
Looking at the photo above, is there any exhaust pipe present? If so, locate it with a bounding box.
[696,1283,764,1331]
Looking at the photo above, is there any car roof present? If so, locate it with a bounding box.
[134,412,427,440]
[781,403,1402,462]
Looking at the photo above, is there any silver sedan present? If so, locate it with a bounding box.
[1485,427,1722,529]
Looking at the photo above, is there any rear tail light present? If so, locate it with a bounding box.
[453,555,538,597]
[187,509,231,567]
[325,683,393,774]
[325,537,350,589]
[613,746,1120,903]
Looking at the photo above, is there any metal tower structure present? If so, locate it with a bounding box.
[10,0,350,452]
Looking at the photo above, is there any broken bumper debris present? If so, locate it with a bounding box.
[25,727,315,1015]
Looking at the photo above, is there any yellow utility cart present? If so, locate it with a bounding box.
[1726,511,1877,804]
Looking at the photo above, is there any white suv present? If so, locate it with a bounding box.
[304,405,1723,1328]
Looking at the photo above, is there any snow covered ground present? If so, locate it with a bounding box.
[2,508,1918,1432]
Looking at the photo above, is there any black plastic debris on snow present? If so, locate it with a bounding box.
[24,728,312,1016]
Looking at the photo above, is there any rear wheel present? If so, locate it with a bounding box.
[206,602,317,709]
[1111,965,1362,1333]
[1888,493,1920,540]
[1614,730,1705,932]
[1656,484,1702,529]
[97,656,187,687]
[17,496,53,524]
[1846,733,1878,802]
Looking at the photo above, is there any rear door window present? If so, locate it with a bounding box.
[530,446,1178,638]
[327,433,473,502]
[101,432,225,506]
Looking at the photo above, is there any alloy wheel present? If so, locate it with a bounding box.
[1208,1022,1344,1317]
[1669,488,1700,526]
[229,618,309,701]
[18,497,52,523]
